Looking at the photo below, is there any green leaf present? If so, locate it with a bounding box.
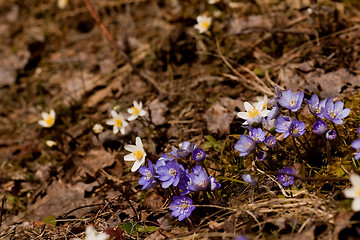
[43,215,56,226]
[137,225,158,233]
[120,222,134,234]
[201,142,213,150]
[206,135,217,143]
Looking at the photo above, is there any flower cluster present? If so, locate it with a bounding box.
[105,101,146,135]
[129,140,221,221]
[234,86,351,188]
[38,109,56,128]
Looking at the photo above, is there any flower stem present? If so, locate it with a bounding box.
[292,136,304,161]
[332,122,347,145]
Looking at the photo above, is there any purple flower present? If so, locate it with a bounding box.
[277,89,304,112]
[192,148,206,162]
[155,153,175,168]
[257,151,267,161]
[275,115,292,138]
[326,129,337,140]
[169,195,195,221]
[305,94,326,119]
[352,139,360,160]
[209,176,221,190]
[289,119,306,137]
[249,128,266,143]
[234,235,249,240]
[242,174,257,186]
[188,165,209,192]
[171,141,197,159]
[177,170,191,195]
[261,106,279,131]
[277,167,295,187]
[138,160,158,190]
[312,119,328,135]
[264,135,276,148]
[323,97,350,125]
[156,161,184,188]
[269,85,282,106]
[234,135,255,156]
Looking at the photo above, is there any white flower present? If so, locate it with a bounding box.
[208,0,220,4]
[106,110,128,135]
[127,101,146,121]
[57,0,68,9]
[237,100,270,125]
[124,137,146,172]
[344,173,360,211]
[92,124,104,134]
[256,95,269,110]
[46,140,57,147]
[74,226,109,240]
[38,109,56,128]
[194,15,212,34]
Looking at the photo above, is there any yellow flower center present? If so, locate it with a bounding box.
[289,99,295,107]
[115,118,122,127]
[329,110,337,119]
[245,143,251,149]
[169,168,177,177]
[201,21,210,30]
[145,170,152,180]
[131,106,140,115]
[181,203,188,210]
[248,108,259,118]
[45,116,54,126]
[133,150,143,160]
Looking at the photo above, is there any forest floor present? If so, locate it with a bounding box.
[1,0,360,239]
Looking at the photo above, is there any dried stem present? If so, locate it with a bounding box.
[82,0,166,95]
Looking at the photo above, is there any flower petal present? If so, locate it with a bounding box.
[124,144,138,152]
[352,140,360,150]
[106,119,114,125]
[131,160,143,172]
[237,112,249,120]
[124,153,136,161]
[136,137,143,148]
[244,102,254,112]
[350,174,360,186]
[110,110,119,119]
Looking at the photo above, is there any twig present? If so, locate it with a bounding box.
[82,0,166,95]
[216,39,273,96]
[0,196,5,230]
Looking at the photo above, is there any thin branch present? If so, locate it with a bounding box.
[82,0,167,95]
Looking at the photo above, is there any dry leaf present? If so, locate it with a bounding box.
[228,15,272,35]
[203,97,242,135]
[25,180,99,221]
[81,149,115,177]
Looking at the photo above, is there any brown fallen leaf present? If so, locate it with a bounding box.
[80,149,116,177]
[203,97,242,135]
[24,180,100,221]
